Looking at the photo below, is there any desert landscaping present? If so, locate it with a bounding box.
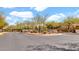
[1,7,79,51]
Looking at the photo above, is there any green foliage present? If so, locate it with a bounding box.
[42,31,47,34]
[32,15,47,33]
[46,22,61,29]
[6,15,79,33]
[62,17,79,32]
[64,17,79,24]
[0,14,8,29]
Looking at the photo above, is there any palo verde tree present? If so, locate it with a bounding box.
[32,15,48,33]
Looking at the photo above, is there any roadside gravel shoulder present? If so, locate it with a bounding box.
[0,32,8,35]
[24,32,63,36]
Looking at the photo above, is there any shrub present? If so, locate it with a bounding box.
[42,31,47,34]
[31,30,38,33]
[75,26,79,30]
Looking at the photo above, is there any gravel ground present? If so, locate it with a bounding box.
[0,32,79,51]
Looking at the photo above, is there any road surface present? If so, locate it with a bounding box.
[0,32,79,51]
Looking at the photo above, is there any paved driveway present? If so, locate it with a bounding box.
[0,32,79,51]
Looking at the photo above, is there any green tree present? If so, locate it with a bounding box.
[46,22,61,29]
[32,15,47,33]
[0,13,8,29]
[63,17,79,33]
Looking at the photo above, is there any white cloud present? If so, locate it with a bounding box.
[10,11,33,18]
[47,13,66,22]
[6,11,33,25]
[58,13,66,17]
[31,7,48,12]
[6,16,19,25]
[6,16,12,20]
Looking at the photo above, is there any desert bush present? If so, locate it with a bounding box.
[75,26,79,30]
[42,31,48,34]
[30,30,38,33]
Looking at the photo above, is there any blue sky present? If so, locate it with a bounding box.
[0,7,79,25]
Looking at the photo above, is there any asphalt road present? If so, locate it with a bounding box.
[0,32,79,51]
